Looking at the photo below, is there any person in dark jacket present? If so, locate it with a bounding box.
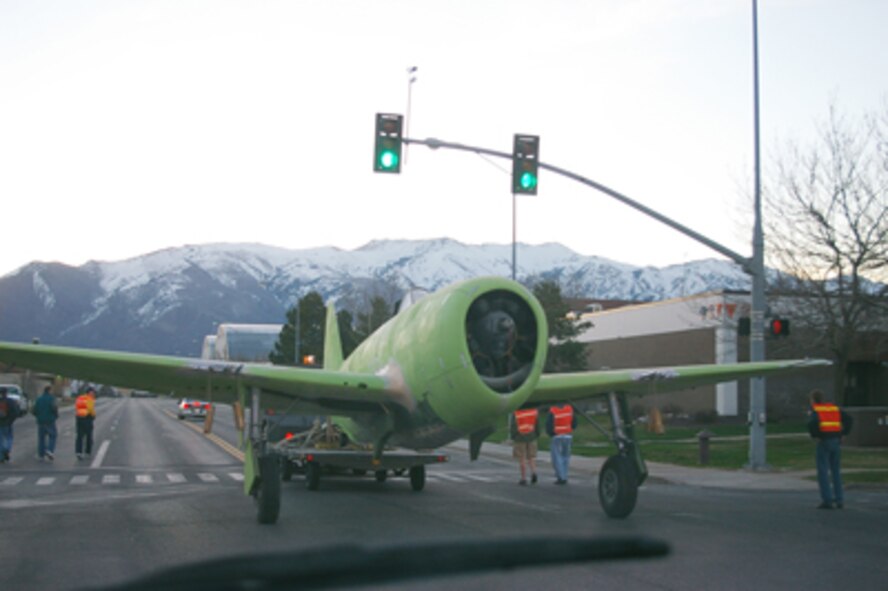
[807,389,853,509]
[0,387,21,463]
[33,385,59,461]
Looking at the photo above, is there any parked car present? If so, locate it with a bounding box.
[177,398,211,420]
[0,384,29,417]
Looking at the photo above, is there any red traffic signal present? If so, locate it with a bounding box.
[769,318,790,337]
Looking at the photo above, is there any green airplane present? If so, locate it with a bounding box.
[0,276,828,523]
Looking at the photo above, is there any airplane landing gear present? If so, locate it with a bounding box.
[254,454,281,524]
[598,455,638,519]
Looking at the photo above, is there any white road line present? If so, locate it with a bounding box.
[166,473,187,483]
[102,474,121,484]
[461,474,496,482]
[1,477,24,486]
[136,474,153,484]
[428,472,466,482]
[197,473,219,483]
[90,440,111,469]
[36,477,56,486]
[228,472,244,482]
[70,475,89,485]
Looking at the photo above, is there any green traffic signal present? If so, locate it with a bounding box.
[374,113,403,174]
[519,171,537,190]
[511,134,540,195]
[379,149,399,170]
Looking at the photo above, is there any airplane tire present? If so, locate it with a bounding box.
[255,455,281,525]
[598,455,638,519]
[375,470,387,483]
[409,465,425,492]
[305,461,321,491]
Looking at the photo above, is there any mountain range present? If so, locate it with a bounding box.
[0,239,751,356]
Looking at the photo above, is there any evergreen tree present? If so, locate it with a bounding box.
[532,280,591,372]
[270,291,326,366]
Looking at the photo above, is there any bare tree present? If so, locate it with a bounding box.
[764,102,888,402]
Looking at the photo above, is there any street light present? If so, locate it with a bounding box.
[405,66,417,165]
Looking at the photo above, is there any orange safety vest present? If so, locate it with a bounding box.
[514,409,538,435]
[551,405,574,435]
[813,403,842,433]
[75,394,94,418]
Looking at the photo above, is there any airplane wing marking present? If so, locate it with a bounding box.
[529,359,831,405]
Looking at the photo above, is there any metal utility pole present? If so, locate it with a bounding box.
[405,66,417,165]
[747,0,768,470]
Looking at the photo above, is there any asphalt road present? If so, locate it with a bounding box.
[1,397,886,591]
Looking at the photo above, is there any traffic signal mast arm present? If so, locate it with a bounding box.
[402,135,750,268]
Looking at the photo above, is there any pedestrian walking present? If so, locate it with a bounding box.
[808,389,853,509]
[511,408,539,485]
[75,386,96,460]
[0,386,22,463]
[546,403,577,484]
[33,385,59,461]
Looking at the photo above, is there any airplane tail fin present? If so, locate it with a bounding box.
[324,303,344,371]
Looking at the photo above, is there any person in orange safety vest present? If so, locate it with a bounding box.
[807,389,853,509]
[75,386,97,460]
[546,404,577,485]
[510,408,539,485]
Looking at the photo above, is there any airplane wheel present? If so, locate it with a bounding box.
[375,470,387,483]
[409,465,425,492]
[255,455,281,525]
[598,455,638,519]
[305,461,321,491]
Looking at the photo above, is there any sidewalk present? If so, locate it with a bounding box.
[443,439,815,491]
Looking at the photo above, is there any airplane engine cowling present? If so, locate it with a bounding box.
[465,289,539,394]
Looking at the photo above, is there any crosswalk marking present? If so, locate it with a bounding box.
[136,474,153,484]
[2,477,24,486]
[167,473,187,483]
[197,473,219,483]
[102,474,121,484]
[36,477,55,486]
[428,472,468,482]
[461,473,496,483]
[70,475,89,485]
[229,472,244,482]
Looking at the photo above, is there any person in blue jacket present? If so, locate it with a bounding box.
[0,387,21,463]
[33,385,59,461]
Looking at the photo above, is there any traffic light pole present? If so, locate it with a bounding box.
[404,133,770,470]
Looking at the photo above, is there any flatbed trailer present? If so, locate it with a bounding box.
[273,441,449,491]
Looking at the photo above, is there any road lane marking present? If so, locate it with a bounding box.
[102,474,120,484]
[462,474,496,482]
[70,475,89,485]
[166,473,187,483]
[91,440,111,469]
[136,474,153,484]
[428,472,466,482]
[197,473,219,483]
[228,472,244,482]
[163,409,245,463]
[36,477,55,486]
[2,477,24,486]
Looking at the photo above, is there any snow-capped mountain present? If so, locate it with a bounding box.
[0,239,750,355]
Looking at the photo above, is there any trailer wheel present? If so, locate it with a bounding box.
[375,470,388,483]
[305,461,321,490]
[255,455,281,525]
[409,465,426,491]
[281,458,294,482]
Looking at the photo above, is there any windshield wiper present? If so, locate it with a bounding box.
[87,535,669,591]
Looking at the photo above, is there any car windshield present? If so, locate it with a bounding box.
[1,3,886,591]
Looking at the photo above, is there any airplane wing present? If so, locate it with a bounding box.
[529,359,831,405]
[0,342,399,416]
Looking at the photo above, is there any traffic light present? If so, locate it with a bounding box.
[374,113,403,173]
[769,318,790,337]
[512,134,539,195]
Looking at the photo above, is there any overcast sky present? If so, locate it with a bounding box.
[1,0,885,278]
